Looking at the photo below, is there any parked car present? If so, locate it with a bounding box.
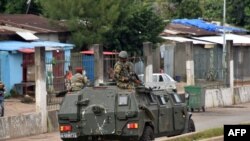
[138,73,177,91]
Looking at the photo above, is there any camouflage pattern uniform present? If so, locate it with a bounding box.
[114,61,136,89]
[70,73,88,91]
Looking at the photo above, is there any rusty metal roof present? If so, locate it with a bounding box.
[162,23,218,36]
[0,28,15,35]
[0,14,69,34]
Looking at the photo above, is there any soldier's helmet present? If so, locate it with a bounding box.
[118,51,128,59]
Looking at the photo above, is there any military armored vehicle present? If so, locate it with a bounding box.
[58,86,195,141]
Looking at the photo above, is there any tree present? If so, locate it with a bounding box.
[3,0,42,15]
[226,0,250,29]
[0,0,8,13]
[105,6,165,54]
[153,0,202,19]
[41,0,165,52]
[41,0,121,51]
[201,0,223,21]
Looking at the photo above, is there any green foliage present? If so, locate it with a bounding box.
[201,0,223,21]
[41,0,121,50]
[41,0,165,53]
[3,0,42,14]
[0,0,7,12]
[226,0,250,29]
[153,0,202,19]
[105,6,165,54]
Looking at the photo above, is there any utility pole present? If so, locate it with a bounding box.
[222,0,227,85]
[26,0,31,14]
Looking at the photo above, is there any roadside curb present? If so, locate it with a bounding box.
[162,131,223,141]
[199,136,223,141]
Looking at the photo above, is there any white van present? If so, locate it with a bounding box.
[138,73,177,91]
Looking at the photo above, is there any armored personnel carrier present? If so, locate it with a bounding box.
[58,86,195,141]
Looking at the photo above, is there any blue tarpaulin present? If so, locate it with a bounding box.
[0,41,74,51]
[172,19,248,33]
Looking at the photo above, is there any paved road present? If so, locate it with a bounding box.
[6,102,250,141]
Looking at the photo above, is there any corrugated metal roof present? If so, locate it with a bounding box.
[0,41,74,51]
[161,36,214,45]
[81,50,118,55]
[0,14,69,33]
[0,28,14,35]
[162,23,218,36]
[192,34,250,46]
[16,32,39,40]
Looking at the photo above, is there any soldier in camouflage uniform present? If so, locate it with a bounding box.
[114,51,141,89]
[70,67,88,91]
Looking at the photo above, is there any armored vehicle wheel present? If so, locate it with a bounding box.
[140,126,154,141]
[188,119,195,132]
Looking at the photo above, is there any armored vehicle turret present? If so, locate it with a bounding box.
[58,86,195,141]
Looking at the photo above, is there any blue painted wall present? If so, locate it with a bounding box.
[0,49,72,94]
[0,52,10,92]
[9,53,23,92]
[0,51,22,93]
[83,55,94,83]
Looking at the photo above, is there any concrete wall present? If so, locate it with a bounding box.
[204,86,250,108]
[37,33,59,42]
[0,110,59,140]
[0,113,42,140]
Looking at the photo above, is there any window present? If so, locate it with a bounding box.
[146,93,157,104]
[118,95,129,106]
[159,75,163,82]
[157,96,166,105]
[171,93,182,103]
[153,75,157,82]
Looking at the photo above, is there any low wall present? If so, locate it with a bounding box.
[47,110,59,132]
[205,86,250,108]
[0,113,42,140]
[0,110,59,140]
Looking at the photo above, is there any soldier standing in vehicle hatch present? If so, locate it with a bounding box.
[114,51,141,89]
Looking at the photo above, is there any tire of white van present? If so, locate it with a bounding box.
[140,126,154,141]
[188,119,195,132]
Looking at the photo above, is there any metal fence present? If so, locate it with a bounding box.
[46,53,144,110]
[193,45,226,88]
[234,46,250,86]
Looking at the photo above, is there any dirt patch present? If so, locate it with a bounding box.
[4,98,36,117]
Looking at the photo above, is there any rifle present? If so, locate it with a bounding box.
[130,72,142,85]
